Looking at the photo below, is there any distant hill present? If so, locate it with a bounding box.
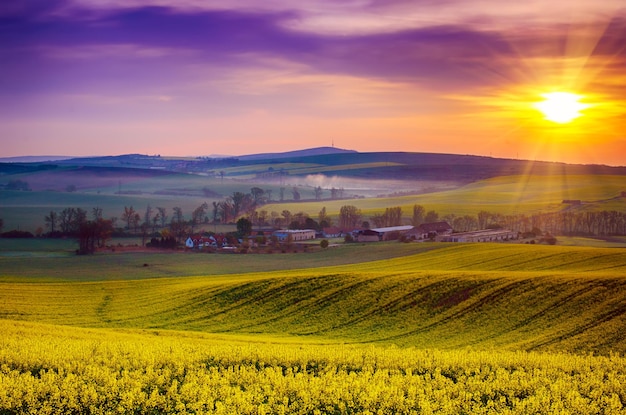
[0,156,74,163]
[2,149,625,183]
[239,146,357,161]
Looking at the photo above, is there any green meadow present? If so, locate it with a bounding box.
[263,174,626,219]
[2,243,626,354]
[3,241,626,412]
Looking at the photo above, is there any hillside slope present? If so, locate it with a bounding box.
[2,244,626,354]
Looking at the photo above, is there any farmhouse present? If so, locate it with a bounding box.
[185,234,229,249]
[322,227,343,238]
[186,236,213,249]
[273,229,316,242]
[440,229,518,243]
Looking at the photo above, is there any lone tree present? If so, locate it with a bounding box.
[236,217,252,238]
[77,219,113,255]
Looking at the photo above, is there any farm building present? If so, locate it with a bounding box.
[440,229,518,243]
[273,229,316,242]
[371,225,415,240]
[357,229,381,242]
[322,227,344,238]
[405,221,453,240]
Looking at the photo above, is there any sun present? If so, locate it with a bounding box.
[534,92,589,124]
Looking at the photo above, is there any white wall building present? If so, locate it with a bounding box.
[273,229,316,242]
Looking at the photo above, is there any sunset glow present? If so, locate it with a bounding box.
[534,93,589,124]
[1,1,625,165]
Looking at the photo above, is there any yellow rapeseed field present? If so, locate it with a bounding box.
[2,243,626,413]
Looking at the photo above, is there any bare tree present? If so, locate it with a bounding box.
[191,202,208,233]
[339,205,362,229]
[121,206,136,231]
[45,211,58,233]
[92,207,103,221]
[156,207,168,228]
[292,187,301,201]
[411,205,425,226]
[314,186,323,200]
[143,205,153,228]
[250,187,265,206]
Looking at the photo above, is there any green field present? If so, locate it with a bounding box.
[2,243,626,413]
[2,243,626,353]
[264,174,626,219]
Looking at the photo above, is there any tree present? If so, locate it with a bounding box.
[292,187,301,201]
[411,205,426,226]
[92,207,103,221]
[218,200,234,223]
[424,210,439,224]
[58,207,85,234]
[151,213,160,233]
[230,192,247,218]
[121,206,136,231]
[279,187,285,201]
[339,205,362,229]
[318,207,332,228]
[77,219,113,255]
[143,205,153,228]
[191,202,208,233]
[211,202,220,223]
[0,218,3,233]
[314,186,323,200]
[44,211,57,233]
[132,213,141,234]
[236,217,252,238]
[477,210,492,229]
[74,208,88,232]
[156,207,168,228]
[170,207,187,241]
[250,187,265,206]
[281,210,292,227]
[304,217,319,231]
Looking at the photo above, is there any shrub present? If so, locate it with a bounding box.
[1,230,34,238]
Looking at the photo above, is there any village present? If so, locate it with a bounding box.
[184,221,520,252]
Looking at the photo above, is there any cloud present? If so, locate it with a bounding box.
[3,1,625,96]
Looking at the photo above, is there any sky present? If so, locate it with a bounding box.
[1,0,625,165]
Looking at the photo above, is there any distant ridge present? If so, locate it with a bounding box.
[238,146,357,161]
[0,155,75,163]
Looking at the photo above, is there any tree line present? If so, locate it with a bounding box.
[3,191,625,252]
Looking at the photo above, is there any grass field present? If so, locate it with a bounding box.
[263,174,626,219]
[2,243,626,413]
[3,171,625,233]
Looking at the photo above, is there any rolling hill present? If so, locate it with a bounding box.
[2,243,626,354]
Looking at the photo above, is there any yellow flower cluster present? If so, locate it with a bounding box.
[1,321,625,414]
